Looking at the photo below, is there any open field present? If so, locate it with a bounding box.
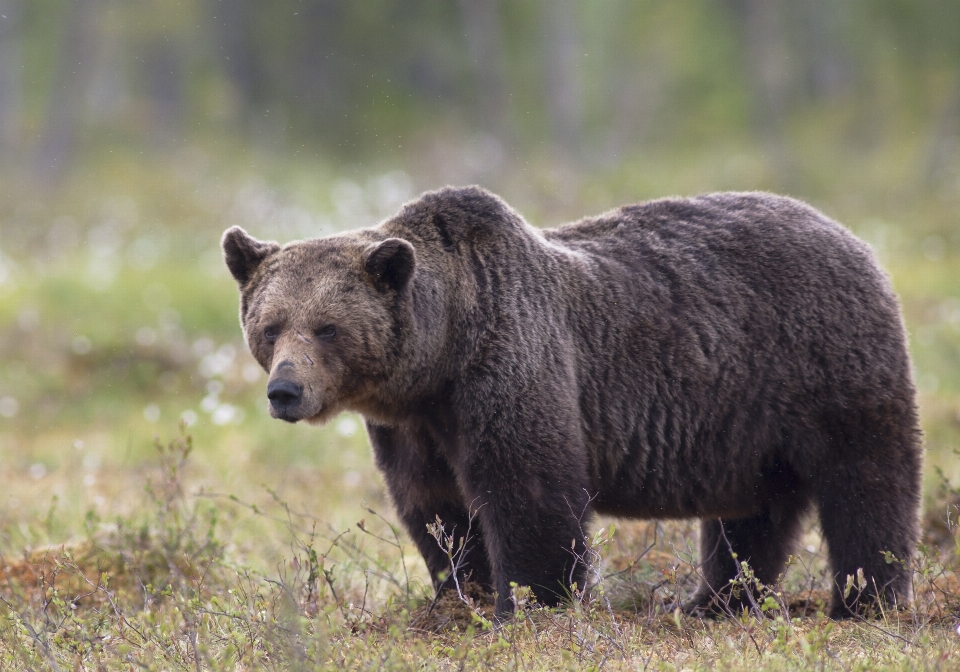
[2,140,960,669]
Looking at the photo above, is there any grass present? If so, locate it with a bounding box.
[1,431,958,669]
[1,136,960,668]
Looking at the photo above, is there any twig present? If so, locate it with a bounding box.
[426,500,489,625]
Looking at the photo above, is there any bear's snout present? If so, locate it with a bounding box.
[267,378,303,420]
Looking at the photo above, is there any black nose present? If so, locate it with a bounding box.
[267,379,303,409]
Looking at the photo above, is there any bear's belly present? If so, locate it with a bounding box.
[591,488,766,521]
[589,454,804,522]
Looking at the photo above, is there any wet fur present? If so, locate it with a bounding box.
[224,187,922,619]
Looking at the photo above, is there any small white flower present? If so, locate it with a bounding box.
[212,404,238,426]
[201,395,219,413]
[72,335,92,355]
[0,396,19,418]
[336,417,358,437]
[135,327,157,347]
[242,362,262,383]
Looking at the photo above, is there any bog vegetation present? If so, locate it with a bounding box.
[0,150,958,671]
[2,1,960,668]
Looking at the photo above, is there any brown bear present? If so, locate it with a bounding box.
[222,187,922,619]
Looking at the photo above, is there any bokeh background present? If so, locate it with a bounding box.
[1,0,959,563]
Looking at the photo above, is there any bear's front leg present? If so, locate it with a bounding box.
[366,421,493,594]
[457,399,593,618]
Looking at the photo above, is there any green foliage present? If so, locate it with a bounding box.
[5,0,960,160]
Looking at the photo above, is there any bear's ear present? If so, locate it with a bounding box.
[222,226,279,286]
[364,238,416,292]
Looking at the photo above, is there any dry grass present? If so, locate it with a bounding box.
[1,433,959,670]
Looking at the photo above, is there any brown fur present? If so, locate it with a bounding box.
[223,187,922,619]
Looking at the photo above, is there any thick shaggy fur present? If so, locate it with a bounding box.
[223,187,922,619]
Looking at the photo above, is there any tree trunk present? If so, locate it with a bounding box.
[35,0,101,184]
[0,0,22,161]
[923,69,960,190]
[143,38,185,147]
[799,0,854,101]
[209,0,263,117]
[540,0,582,154]
[458,0,511,139]
[727,0,797,187]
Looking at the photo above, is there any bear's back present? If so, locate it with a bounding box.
[546,192,862,277]
[543,192,894,333]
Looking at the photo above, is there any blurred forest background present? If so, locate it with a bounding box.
[1,0,960,556]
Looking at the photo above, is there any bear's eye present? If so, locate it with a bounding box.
[316,325,337,340]
[264,326,280,344]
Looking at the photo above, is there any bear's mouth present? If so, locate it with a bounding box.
[269,401,327,424]
[269,405,302,423]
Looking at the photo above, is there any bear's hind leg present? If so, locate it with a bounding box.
[686,499,807,616]
[815,457,920,619]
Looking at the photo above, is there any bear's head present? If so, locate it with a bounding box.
[223,185,527,425]
[221,226,417,424]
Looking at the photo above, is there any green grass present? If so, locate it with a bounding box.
[1,432,958,670]
[1,140,960,669]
